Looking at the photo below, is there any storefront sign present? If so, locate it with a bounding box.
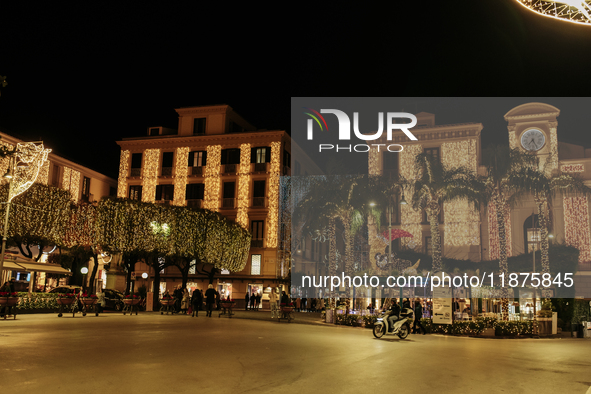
[432,287,452,325]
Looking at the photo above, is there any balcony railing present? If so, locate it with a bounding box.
[130,168,141,177]
[254,163,268,172]
[224,164,237,174]
[251,239,263,248]
[161,167,172,176]
[222,198,235,208]
[186,199,203,208]
[191,166,203,176]
[252,197,265,207]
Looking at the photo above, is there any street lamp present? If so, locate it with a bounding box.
[0,142,51,283]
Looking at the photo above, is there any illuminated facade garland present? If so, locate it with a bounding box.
[61,165,81,201]
[266,141,281,248]
[204,145,221,211]
[564,196,591,262]
[173,147,189,206]
[488,202,512,260]
[141,149,160,203]
[508,126,517,150]
[236,143,251,228]
[441,140,480,246]
[549,122,559,173]
[117,150,130,198]
[368,146,380,175]
[37,159,50,185]
[513,0,591,26]
[400,144,423,248]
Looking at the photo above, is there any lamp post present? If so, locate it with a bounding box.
[0,155,15,284]
[81,266,89,293]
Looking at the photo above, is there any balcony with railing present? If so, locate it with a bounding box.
[223,164,237,174]
[251,239,263,248]
[190,166,203,176]
[222,198,235,208]
[254,163,268,173]
[130,168,141,177]
[252,197,265,208]
[161,167,173,176]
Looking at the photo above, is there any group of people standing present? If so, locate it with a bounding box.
[245,291,262,310]
[294,297,324,312]
[166,284,219,317]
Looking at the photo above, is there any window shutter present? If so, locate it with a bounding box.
[202,151,207,166]
[265,147,271,163]
[221,149,228,165]
[251,148,256,163]
[155,185,162,200]
[188,152,194,167]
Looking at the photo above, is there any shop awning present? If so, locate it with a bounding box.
[15,262,72,276]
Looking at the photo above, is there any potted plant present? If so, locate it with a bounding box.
[56,293,77,305]
[280,302,294,312]
[123,294,141,305]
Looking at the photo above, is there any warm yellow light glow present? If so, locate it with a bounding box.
[173,147,189,206]
[400,144,422,248]
[266,141,281,248]
[117,150,130,198]
[9,142,51,202]
[564,196,591,262]
[142,149,160,203]
[513,0,591,25]
[488,203,512,260]
[204,145,221,211]
[37,159,50,185]
[368,146,380,175]
[62,166,71,191]
[441,140,480,246]
[549,124,559,173]
[560,163,584,172]
[236,143,251,228]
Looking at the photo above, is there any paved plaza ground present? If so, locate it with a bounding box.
[1,311,590,394]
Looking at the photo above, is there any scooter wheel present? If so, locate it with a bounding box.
[397,323,410,340]
[373,324,385,338]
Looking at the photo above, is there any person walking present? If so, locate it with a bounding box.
[173,285,182,314]
[281,291,289,305]
[244,292,250,310]
[191,288,203,317]
[205,284,217,317]
[1,278,16,317]
[270,288,279,319]
[302,297,307,312]
[296,297,301,312]
[413,299,426,335]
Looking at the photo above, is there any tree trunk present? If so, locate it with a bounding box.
[328,217,337,309]
[88,252,99,294]
[537,198,551,298]
[495,192,509,320]
[428,201,442,273]
[208,267,218,284]
[152,254,161,309]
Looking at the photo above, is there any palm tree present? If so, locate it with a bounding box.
[481,146,537,319]
[509,155,591,296]
[409,153,482,273]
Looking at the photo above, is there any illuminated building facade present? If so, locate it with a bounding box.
[116,105,292,304]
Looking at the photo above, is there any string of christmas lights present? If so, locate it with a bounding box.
[173,147,189,206]
[236,143,251,229]
[266,141,281,248]
[141,149,160,203]
[400,144,423,248]
[564,196,591,262]
[204,145,221,211]
[117,150,130,198]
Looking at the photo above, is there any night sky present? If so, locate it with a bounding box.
[2,1,591,178]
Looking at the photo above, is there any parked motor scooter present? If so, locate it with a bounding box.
[373,307,414,339]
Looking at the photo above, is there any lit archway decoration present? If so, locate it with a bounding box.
[515,0,591,25]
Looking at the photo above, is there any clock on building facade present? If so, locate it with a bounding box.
[520,129,545,152]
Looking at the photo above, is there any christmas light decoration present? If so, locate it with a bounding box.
[368,146,380,175]
[204,145,221,211]
[69,169,80,201]
[508,126,517,150]
[441,140,480,246]
[141,149,160,203]
[173,147,189,206]
[0,140,12,177]
[400,144,422,248]
[62,167,71,191]
[37,160,49,185]
[564,196,591,262]
[266,141,281,248]
[236,143,251,228]
[549,123,559,173]
[488,202,512,260]
[513,0,591,26]
[117,150,130,198]
[11,142,52,202]
[560,163,584,173]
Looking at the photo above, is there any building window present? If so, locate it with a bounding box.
[221,149,240,165]
[424,147,440,163]
[149,128,159,136]
[131,153,142,177]
[188,151,207,167]
[156,184,174,201]
[283,150,290,168]
[129,185,142,201]
[223,182,235,208]
[186,183,204,200]
[524,214,541,254]
[82,177,91,201]
[193,118,206,135]
[253,180,265,207]
[251,147,271,164]
[251,220,264,248]
[229,121,243,133]
[251,254,262,275]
